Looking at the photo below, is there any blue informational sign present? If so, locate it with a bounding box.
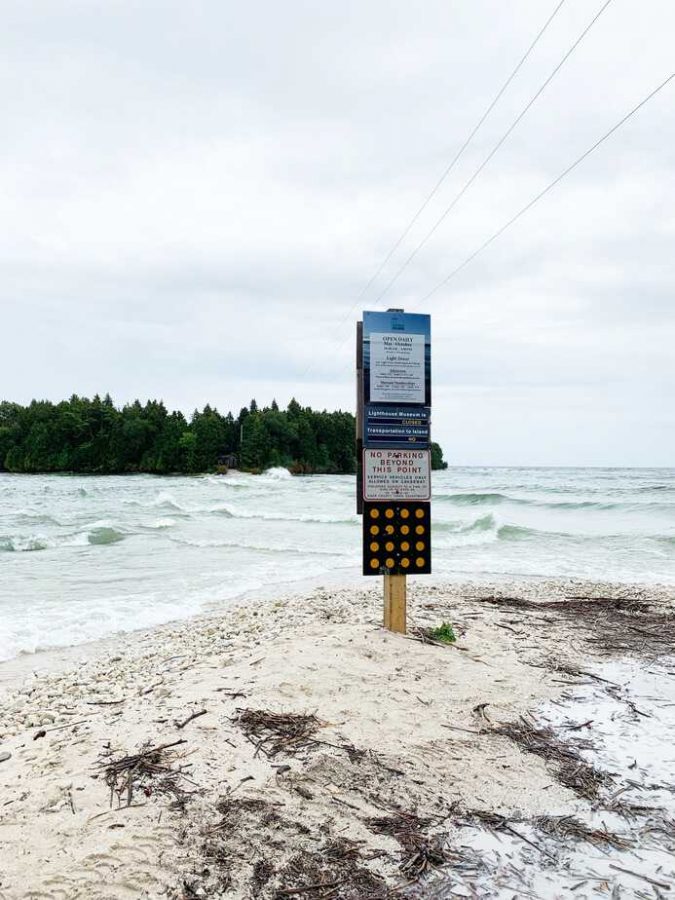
[364,404,430,447]
[363,311,431,407]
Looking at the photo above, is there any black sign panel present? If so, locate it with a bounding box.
[364,404,430,448]
[362,501,431,576]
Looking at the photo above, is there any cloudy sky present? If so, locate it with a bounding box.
[2,0,673,465]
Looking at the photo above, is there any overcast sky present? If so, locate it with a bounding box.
[1,0,673,466]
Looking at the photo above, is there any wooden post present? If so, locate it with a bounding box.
[384,573,406,634]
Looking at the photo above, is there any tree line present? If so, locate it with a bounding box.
[0,395,447,475]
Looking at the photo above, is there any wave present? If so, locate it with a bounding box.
[208,505,235,518]
[222,509,357,525]
[196,501,354,523]
[206,476,249,490]
[436,492,509,506]
[261,467,293,481]
[0,536,49,552]
[13,511,63,526]
[87,526,125,545]
[497,524,538,541]
[153,492,186,511]
[458,514,496,533]
[122,493,191,515]
[435,516,609,544]
[118,494,350,524]
[435,492,673,512]
[168,536,345,556]
[0,526,125,552]
[493,523,675,543]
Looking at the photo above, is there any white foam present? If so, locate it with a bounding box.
[261,466,293,481]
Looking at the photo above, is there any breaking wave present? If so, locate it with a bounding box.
[0,526,125,552]
[435,492,673,513]
[2,466,674,663]
[87,526,125,545]
[437,492,510,505]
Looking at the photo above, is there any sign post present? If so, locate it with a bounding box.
[356,309,432,634]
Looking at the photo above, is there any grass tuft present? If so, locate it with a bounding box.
[428,622,457,644]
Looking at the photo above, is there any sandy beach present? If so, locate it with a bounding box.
[1,578,674,899]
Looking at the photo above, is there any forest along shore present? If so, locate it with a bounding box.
[0,579,673,899]
[0,395,446,475]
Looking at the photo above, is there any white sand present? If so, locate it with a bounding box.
[0,579,672,899]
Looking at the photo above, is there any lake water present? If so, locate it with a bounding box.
[1,467,674,661]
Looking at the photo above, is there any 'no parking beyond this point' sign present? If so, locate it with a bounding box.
[363,448,431,501]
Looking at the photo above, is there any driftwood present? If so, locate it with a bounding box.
[366,810,451,880]
[176,709,208,730]
[275,839,390,899]
[233,708,321,758]
[493,719,611,800]
[96,738,190,808]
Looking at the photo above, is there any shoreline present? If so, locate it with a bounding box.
[2,571,671,688]
[1,578,674,898]
[0,566,365,686]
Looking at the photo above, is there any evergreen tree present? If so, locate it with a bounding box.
[0,395,447,476]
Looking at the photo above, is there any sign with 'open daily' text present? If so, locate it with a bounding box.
[362,311,431,409]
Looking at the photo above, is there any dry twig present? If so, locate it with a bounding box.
[233,708,321,758]
[95,739,192,808]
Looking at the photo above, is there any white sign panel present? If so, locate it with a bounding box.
[363,449,431,501]
[370,332,425,404]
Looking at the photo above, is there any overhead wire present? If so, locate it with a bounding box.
[299,0,569,380]
[409,73,675,308]
[370,0,616,310]
[334,0,568,328]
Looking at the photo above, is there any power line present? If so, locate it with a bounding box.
[411,73,675,307]
[321,1,575,379]
[371,0,615,309]
[327,0,568,338]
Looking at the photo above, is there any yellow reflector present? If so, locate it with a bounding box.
[401,557,410,568]
[401,525,410,535]
[401,541,410,551]
[385,524,394,534]
[415,525,425,535]
[370,525,379,535]
[370,558,379,569]
[416,541,425,551]
[400,508,410,519]
[385,541,394,552]
[370,542,379,552]
[416,557,425,567]
[385,508,394,519]
[385,557,395,568]
[415,508,424,519]
[370,508,379,519]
